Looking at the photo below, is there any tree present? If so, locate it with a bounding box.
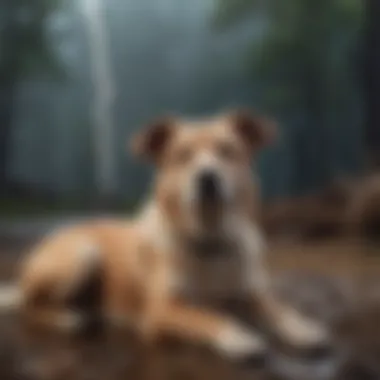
[364,0,380,169]
[216,0,363,194]
[0,0,61,194]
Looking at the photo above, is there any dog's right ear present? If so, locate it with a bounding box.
[228,109,277,153]
[131,117,176,163]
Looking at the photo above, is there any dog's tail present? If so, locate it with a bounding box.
[0,283,23,311]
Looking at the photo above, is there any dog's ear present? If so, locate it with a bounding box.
[131,117,176,162]
[228,109,277,153]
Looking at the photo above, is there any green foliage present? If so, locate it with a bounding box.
[215,0,364,110]
[215,0,365,193]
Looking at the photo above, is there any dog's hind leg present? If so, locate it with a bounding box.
[20,237,101,332]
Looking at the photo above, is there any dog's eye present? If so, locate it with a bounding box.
[175,147,193,164]
[216,142,237,161]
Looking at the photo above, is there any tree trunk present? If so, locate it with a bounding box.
[364,0,380,170]
[0,0,19,194]
[0,73,16,196]
[294,0,332,195]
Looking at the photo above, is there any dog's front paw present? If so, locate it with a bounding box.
[279,311,332,358]
[215,322,267,364]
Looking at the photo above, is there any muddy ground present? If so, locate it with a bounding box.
[0,237,379,380]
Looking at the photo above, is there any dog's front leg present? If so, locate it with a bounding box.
[139,247,266,362]
[237,221,330,353]
[250,291,331,354]
[154,299,267,361]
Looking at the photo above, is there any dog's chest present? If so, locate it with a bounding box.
[174,238,245,301]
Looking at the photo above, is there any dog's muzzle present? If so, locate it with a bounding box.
[197,170,222,203]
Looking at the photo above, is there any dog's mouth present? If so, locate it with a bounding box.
[196,169,231,206]
[193,170,226,227]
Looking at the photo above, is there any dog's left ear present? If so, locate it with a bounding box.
[228,109,277,153]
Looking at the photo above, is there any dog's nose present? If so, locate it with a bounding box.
[198,170,221,201]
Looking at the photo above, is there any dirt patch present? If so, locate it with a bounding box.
[0,238,379,380]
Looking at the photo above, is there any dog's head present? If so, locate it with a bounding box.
[132,110,276,235]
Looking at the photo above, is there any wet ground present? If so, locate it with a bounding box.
[0,237,380,380]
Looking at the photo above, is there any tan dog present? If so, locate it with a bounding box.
[2,110,329,361]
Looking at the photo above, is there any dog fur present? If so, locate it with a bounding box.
[6,110,329,360]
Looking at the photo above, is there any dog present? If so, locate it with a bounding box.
[0,109,330,361]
